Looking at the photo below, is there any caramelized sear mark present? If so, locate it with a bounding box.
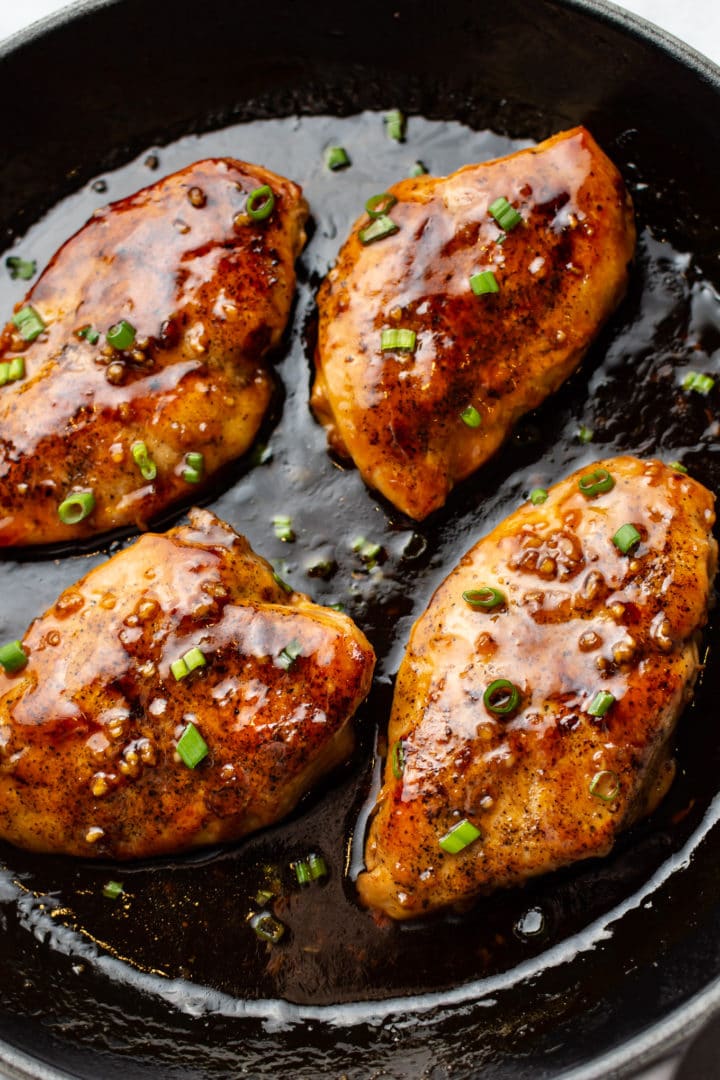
[357,457,716,918]
[0,159,308,546]
[313,127,635,519]
[0,509,375,858]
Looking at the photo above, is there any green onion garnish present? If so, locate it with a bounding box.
[171,647,207,681]
[78,325,100,345]
[0,365,8,387]
[365,193,397,219]
[439,818,482,854]
[246,185,275,221]
[254,889,274,906]
[612,523,641,554]
[384,109,405,142]
[352,537,383,567]
[0,640,28,674]
[578,468,615,498]
[460,405,482,428]
[577,425,594,444]
[58,491,95,525]
[587,690,615,718]
[391,739,405,779]
[381,328,416,351]
[176,721,209,768]
[483,678,520,715]
[0,357,25,385]
[293,859,311,885]
[530,488,548,505]
[106,319,136,350]
[307,852,328,880]
[488,196,522,232]
[463,587,505,610]
[250,911,285,943]
[683,370,715,395]
[182,450,205,484]
[325,146,350,171]
[278,639,302,671]
[102,880,123,900]
[12,305,45,342]
[272,570,293,594]
[359,215,398,245]
[272,514,295,542]
[6,256,36,281]
[409,161,428,177]
[470,270,499,296]
[669,460,688,474]
[589,769,620,801]
[131,441,157,481]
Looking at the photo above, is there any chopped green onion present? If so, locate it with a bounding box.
[612,523,641,554]
[250,911,285,943]
[359,215,399,245]
[381,328,416,351]
[254,888,274,906]
[131,441,157,481]
[6,256,36,281]
[325,146,350,171]
[669,460,688,474]
[182,450,205,484]
[171,647,207,681]
[0,364,7,387]
[463,587,505,610]
[78,325,100,345]
[483,678,520,715]
[587,690,615,718]
[365,192,397,219]
[352,537,383,567]
[409,161,428,177]
[106,319,136,350]
[460,405,482,428]
[439,818,482,854]
[589,769,620,801]
[530,488,548,505]
[488,196,522,232]
[12,305,45,342]
[391,739,405,779]
[307,852,328,880]
[58,491,95,525]
[176,721,209,768]
[246,185,275,221]
[102,880,123,900]
[683,370,715,395]
[272,570,293,594]
[384,109,405,142]
[306,557,334,579]
[577,425,594,444]
[0,640,28,674]
[293,859,311,885]
[470,270,499,296]
[278,639,302,671]
[272,514,295,542]
[0,357,25,385]
[578,468,615,498]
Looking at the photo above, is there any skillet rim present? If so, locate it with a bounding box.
[0,0,719,1078]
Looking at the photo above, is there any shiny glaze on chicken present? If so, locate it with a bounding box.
[0,509,374,858]
[0,159,308,546]
[358,457,716,919]
[313,128,635,520]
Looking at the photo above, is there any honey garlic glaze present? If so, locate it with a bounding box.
[0,114,719,1022]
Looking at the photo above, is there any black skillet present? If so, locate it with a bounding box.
[1,0,720,1077]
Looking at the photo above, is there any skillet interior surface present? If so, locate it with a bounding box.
[1,0,720,1077]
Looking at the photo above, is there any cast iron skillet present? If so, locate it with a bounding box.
[1,0,720,1077]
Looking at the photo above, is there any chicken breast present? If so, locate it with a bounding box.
[358,457,716,919]
[0,509,374,858]
[0,159,308,547]
[313,127,635,520]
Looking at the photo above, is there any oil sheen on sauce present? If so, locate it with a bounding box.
[1,113,720,1037]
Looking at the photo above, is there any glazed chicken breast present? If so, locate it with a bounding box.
[358,457,716,919]
[0,159,308,546]
[313,127,635,520]
[0,509,374,858]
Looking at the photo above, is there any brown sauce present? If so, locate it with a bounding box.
[1,111,719,1038]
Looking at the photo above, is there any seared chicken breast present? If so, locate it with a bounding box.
[0,509,374,858]
[313,127,635,519]
[358,457,716,919]
[0,159,308,546]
